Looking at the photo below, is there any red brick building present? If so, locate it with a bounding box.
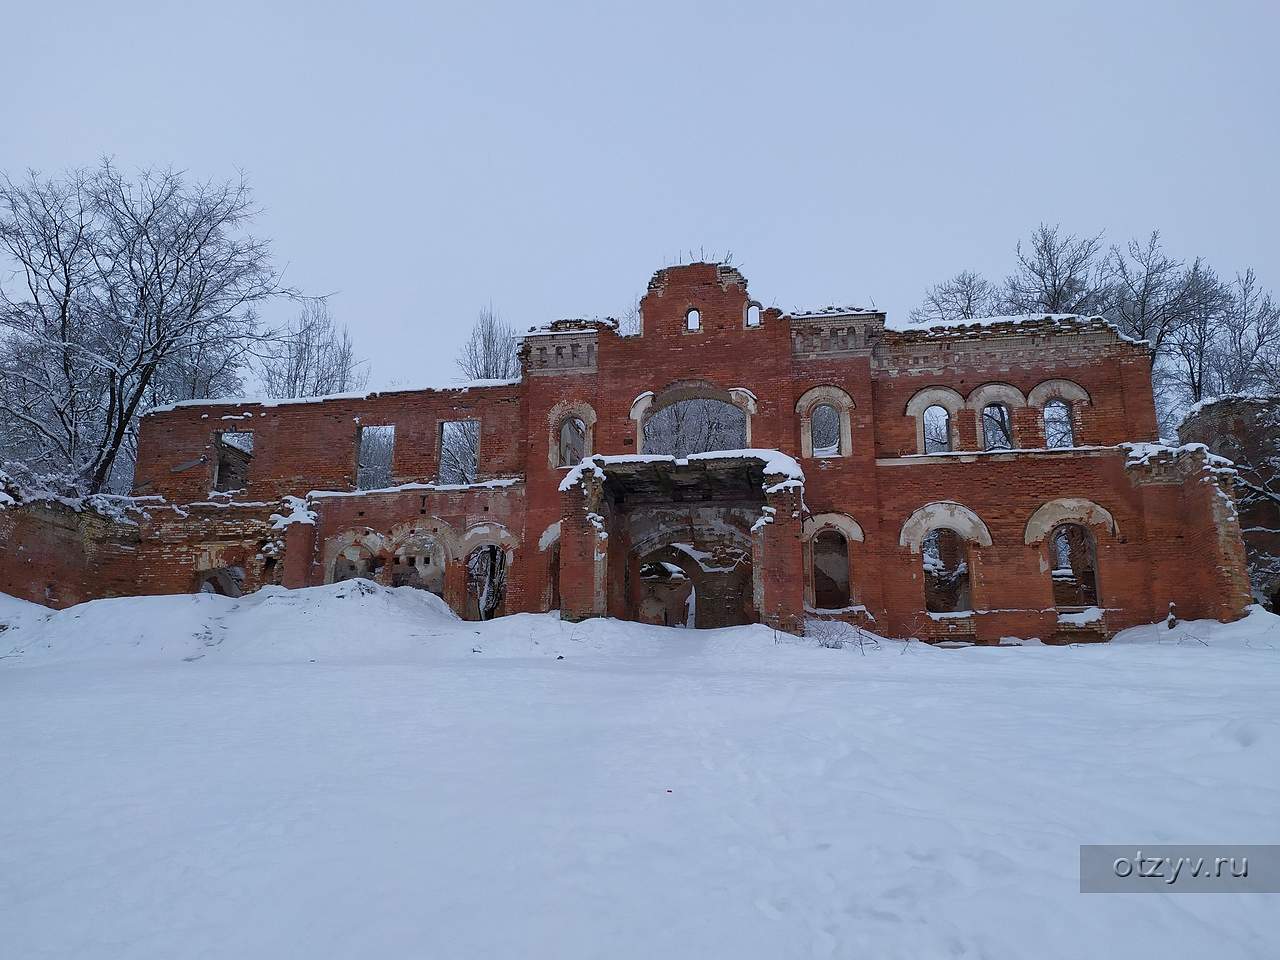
[1179,394,1280,610]
[0,263,1253,641]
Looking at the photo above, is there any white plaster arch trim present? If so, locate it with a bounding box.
[965,382,1027,411]
[795,385,855,458]
[905,386,964,418]
[538,520,561,552]
[899,502,993,553]
[1023,498,1118,545]
[629,391,655,424]
[322,527,387,582]
[905,386,964,454]
[802,512,865,543]
[795,384,855,415]
[728,387,759,415]
[1028,378,1092,408]
[460,521,520,555]
[387,517,460,561]
[547,399,598,468]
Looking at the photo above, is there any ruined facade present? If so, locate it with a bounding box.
[1179,395,1280,610]
[0,263,1254,642]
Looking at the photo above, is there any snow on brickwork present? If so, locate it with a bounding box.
[558,450,804,493]
[269,496,317,529]
[307,477,522,500]
[142,378,522,416]
[885,312,1146,345]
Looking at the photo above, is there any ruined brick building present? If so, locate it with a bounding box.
[0,263,1254,642]
[1180,395,1280,611]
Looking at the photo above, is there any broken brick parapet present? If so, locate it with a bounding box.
[2,262,1252,641]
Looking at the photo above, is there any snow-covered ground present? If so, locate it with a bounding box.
[3,583,1278,958]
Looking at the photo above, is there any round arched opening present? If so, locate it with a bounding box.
[923,404,952,453]
[811,404,842,457]
[922,529,971,613]
[642,398,747,456]
[466,544,508,620]
[558,416,588,466]
[1043,399,1075,448]
[1050,523,1099,608]
[811,529,851,609]
[392,535,445,596]
[333,546,379,583]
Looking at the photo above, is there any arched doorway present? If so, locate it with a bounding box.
[391,533,446,597]
[333,546,379,583]
[628,539,753,629]
[466,545,507,620]
[1049,523,1099,608]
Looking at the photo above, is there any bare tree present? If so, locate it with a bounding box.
[457,304,520,381]
[438,419,480,485]
[1215,269,1280,395]
[0,162,284,493]
[909,270,999,324]
[1103,232,1196,355]
[1001,223,1108,315]
[911,223,1279,432]
[618,297,643,336]
[260,299,368,399]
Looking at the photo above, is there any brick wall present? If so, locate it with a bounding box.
[1,262,1251,642]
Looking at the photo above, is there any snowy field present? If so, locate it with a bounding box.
[3,583,1279,959]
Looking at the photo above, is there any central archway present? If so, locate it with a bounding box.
[631,381,757,455]
[627,523,755,629]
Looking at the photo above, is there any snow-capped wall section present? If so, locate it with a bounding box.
[885,312,1146,345]
[558,450,804,494]
[142,378,523,417]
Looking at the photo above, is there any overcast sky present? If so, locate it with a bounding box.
[3,0,1276,390]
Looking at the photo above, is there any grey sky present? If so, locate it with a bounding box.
[3,0,1276,391]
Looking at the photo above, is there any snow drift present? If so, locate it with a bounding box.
[3,586,1279,958]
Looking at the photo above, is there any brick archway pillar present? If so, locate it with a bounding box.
[281,520,317,589]
[752,475,805,635]
[559,469,610,622]
[444,558,468,615]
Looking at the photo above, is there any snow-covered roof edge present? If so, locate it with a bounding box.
[307,477,523,500]
[558,450,804,493]
[143,378,523,416]
[789,305,882,319]
[886,312,1147,345]
[1181,392,1280,424]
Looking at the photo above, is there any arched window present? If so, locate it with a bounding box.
[905,387,964,455]
[685,308,701,331]
[643,398,746,456]
[982,403,1014,450]
[558,416,587,466]
[923,405,952,453]
[811,404,842,456]
[1043,400,1074,448]
[922,528,971,613]
[1050,523,1098,607]
[795,385,854,459]
[811,529,851,609]
[745,303,762,328]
